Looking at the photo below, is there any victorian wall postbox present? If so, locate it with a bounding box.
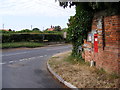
[94,34,98,53]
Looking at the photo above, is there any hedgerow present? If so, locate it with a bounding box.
[2,33,64,43]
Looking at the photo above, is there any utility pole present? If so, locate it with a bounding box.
[2,24,4,30]
[31,25,32,30]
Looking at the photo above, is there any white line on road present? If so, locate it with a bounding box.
[0,62,6,65]
[18,55,44,62]
[2,55,47,64]
[39,56,43,57]
[19,59,25,61]
[47,47,70,51]
[9,61,14,63]
[2,51,30,57]
[2,46,71,57]
[44,55,47,57]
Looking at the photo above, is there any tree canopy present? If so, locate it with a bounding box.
[59,2,120,14]
[54,26,61,31]
[32,28,40,31]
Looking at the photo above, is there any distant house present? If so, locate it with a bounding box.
[47,28,55,31]
[47,25,55,31]
[0,29,12,31]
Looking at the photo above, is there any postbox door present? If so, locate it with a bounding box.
[94,34,98,53]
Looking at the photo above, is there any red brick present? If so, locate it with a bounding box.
[83,15,120,75]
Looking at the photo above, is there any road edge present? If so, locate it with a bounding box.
[47,52,79,90]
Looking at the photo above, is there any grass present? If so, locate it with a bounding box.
[1,42,45,49]
[64,55,89,66]
[49,52,120,88]
[109,73,120,79]
[64,54,120,80]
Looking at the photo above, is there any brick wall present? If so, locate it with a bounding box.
[83,13,120,74]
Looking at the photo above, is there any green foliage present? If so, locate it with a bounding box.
[43,30,62,34]
[17,29,32,33]
[109,73,120,79]
[59,2,120,14]
[95,68,106,75]
[2,33,64,43]
[32,28,42,33]
[67,3,93,57]
[15,28,42,33]
[61,28,67,32]
[89,2,120,15]
[32,28,40,31]
[65,54,89,66]
[54,26,61,31]
[1,42,45,49]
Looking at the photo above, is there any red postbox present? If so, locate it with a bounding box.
[94,34,98,53]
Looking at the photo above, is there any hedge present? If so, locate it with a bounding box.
[2,34,64,43]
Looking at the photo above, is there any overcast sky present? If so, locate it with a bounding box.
[0,0,75,31]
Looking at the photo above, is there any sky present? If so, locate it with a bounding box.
[0,0,75,31]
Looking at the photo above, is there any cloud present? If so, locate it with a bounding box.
[0,0,75,17]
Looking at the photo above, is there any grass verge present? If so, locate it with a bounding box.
[48,51,120,88]
[1,42,45,49]
[64,55,89,66]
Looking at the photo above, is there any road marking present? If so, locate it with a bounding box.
[19,59,25,61]
[47,47,70,51]
[39,56,43,57]
[2,51,30,57]
[18,55,45,62]
[2,55,47,64]
[44,55,47,57]
[2,46,71,57]
[0,62,6,65]
[9,61,14,63]
[48,45,53,46]
[30,57,36,59]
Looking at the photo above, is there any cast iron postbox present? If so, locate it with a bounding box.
[94,34,98,53]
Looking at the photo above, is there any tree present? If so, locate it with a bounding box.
[32,28,43,33]
[19,29,32,33]
[60,2,94,57]
[32,28,40,31]
[9,29,12,31]
[54,26,61,31]
[61,28,67,32]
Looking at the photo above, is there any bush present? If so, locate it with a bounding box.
[2,33,64,43]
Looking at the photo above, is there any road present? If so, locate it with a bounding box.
[2,44,72,88]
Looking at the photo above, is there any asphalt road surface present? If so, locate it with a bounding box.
[2,44,72,88]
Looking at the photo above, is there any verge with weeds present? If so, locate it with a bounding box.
[48,51,120,88]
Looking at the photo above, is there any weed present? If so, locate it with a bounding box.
[109,73,120,79]
[64,54,89,66]
[52,56,59,58]
[95,68,106,75]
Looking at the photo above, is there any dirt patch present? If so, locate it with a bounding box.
[48,51,120,88]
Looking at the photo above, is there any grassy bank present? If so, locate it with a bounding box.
[1,42,45,49]
[48,51,120,88]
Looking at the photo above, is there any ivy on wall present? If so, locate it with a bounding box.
[67,3,94,57]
